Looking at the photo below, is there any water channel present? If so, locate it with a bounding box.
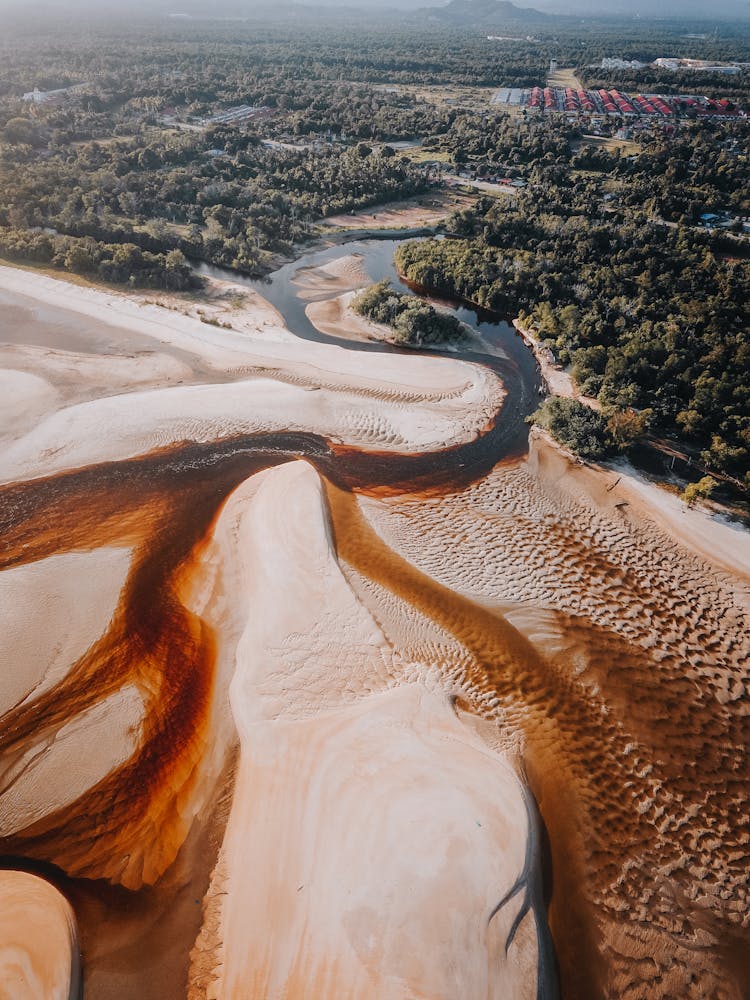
[199,236,543,462]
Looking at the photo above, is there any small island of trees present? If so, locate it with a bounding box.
[352,280,468,347]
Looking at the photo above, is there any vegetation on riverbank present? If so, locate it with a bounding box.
[352,280,467,346]
[530,397,650,460]
[0,229,198,289]
[395,152,750,487]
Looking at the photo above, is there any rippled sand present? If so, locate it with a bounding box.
[0,264,748,1000]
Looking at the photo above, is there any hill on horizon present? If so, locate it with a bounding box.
[418,0,548,24]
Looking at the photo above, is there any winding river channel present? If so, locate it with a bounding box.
[200,236,542,463]
[2,226,750,1000]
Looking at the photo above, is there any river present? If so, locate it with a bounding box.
[199,237,542,463]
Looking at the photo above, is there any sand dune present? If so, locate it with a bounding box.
[190,461,545,1000]
[0,871,80,1000]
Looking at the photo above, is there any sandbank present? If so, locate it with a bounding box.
[319,192,470,232]
[351,430,750,998]
[306,289,396,343]
[0,871,80,1000]
[0,265,503,485]
[190,461,542,999]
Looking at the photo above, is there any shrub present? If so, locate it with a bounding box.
[531,397,612,459]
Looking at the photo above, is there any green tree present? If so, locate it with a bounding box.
[682,476,718,507]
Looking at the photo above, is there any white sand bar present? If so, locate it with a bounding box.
[0,871,80,1000]
[190,462,540,999]
[0,267,503,485]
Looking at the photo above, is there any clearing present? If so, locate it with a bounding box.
[547,66,583,90]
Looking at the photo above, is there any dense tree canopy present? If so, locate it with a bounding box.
[395,125,750,484]
[353,280,467,346]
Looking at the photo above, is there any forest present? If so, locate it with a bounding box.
[0,128,427,278]
[396,175,750,484]
[0,9,748,477]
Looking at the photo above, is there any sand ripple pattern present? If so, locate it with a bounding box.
[1,267,748,1000]
[351,444,750,999]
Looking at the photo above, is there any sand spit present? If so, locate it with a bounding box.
[293,253,371,301]
[190,461,544,1000]
[0,267,293,360]
[0,871,80,1000]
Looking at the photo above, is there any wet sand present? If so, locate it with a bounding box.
[1,262,749,1000]
[351,434,750,998]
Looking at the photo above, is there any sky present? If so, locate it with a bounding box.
[0,0,748,18]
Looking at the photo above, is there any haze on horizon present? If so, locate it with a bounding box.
[0,0,748,19]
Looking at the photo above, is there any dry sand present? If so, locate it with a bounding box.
[1,261,749,1000]
[0,267,503,486]
[306,289,396,343]
[190,462,541,1000]
[293,253,372,301]
[319,192,469,232]
[0,871,80,1000]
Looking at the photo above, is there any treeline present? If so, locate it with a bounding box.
[395,186,750,485]
[353,280,466,346]
[0,227,198,290]
[579,67,750,105]
[0,19,551,102]
[531,397,648,460]
[423,112,750,230]
[3,12,748,103]
[0,126,428,275]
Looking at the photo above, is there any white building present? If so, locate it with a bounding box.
[654,58,742,74]
[600,58,645,70]
[22,84,87,104]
